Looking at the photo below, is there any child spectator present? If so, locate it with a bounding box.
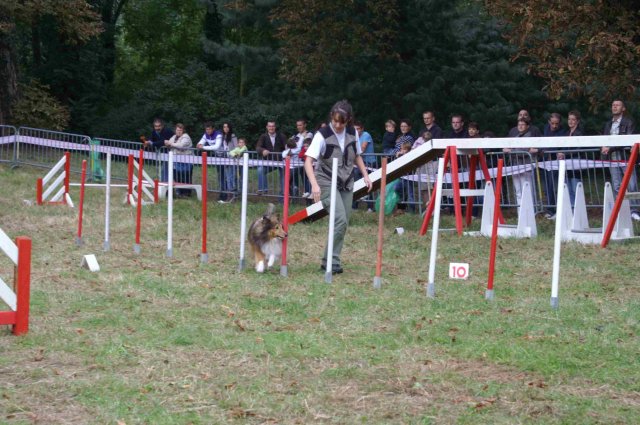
[229,137,247,158]
[299,137,313,198]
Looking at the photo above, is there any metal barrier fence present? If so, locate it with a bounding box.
[3,126,640,216]
[0,125,17,165]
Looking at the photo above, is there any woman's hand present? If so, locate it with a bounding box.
[364,175,372,192]
[311,183,321,203]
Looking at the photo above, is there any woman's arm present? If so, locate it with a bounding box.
[355,156,372,192]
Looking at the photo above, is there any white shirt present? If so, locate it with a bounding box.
[306,124,362,160]
[198,132,224,151]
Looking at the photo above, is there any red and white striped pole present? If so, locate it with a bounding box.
[134,149,144,254]
[127,154,134,205]
[13,236,31,336]
[76,160,87,246]
[486,158,504,300]
[281,156,291,277]
[64,151,71,198]
[373,158,388,288]
[201,152,208,263]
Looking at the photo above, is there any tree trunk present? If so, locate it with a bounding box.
[0,36,19,125]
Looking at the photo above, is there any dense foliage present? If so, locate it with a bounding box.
[2,0,636,144]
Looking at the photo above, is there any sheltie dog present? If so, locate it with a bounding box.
[248,204,288,272]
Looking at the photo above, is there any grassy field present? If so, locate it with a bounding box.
[0,164,639,424]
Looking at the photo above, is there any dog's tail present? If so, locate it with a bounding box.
[265,203,275,216]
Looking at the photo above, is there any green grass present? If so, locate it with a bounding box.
[0,164,639,424]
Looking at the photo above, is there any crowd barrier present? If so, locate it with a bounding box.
[2,126,640,216]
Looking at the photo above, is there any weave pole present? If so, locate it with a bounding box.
[427,157,446,298]
[373,158,388,289]
[133,149,144,254]
[103,153,112,251]
[201,152,208,263]
[75,160,87,246]
[550,160,567,309]
[238,153,249,271]
[485,159,504,300]
[281,156,291,277]
[167,151,174,257]
[325,158,338,284]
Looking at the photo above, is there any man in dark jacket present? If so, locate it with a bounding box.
[601,100,639,220]
[255,121,287,194]
[144,118,174,181]
[419,111,443,139]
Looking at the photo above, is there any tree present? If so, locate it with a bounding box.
[271,0,399,86]
[485,0,640,111]
[0,0,102,124]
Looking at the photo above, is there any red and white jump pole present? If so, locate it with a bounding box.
[324,158,338,284]
[166,151,174,257]
[36,151,73,207]
[75,159,87,246]
[238,153,249,271]
[0,230,31,336]
[127,154,134,205]
[133,149,144,254]
[373,158,388,289]
[486,158,504,300]
[201,152,208,263]
[103,153,112,251]
[281,156,291,277]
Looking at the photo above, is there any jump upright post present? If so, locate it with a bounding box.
[426,157,446,298]
[281,156,291,277]
[0,229,32,336]
[201,152,208,263]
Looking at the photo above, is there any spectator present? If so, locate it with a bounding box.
[413,130,435,208]
[352,121,376,210]
[503,118,537,210]
[601,99,639,220]
[196,122,226,202]
[229,137,248,195]
[221,122,239,202]
[393,119,415,155]
[393,141,416,213]
[165,123,194,198]
[557,110,584,207]
[541,113,565,218]
[255,121,287,195]
[298,137,313,199]
[382,119,397,158]
[284,119,313,197]
[419,111,443,139]
[467,121,480,138]
[447,114,468,138]
[507,110,542,137]
[145,118,174,182]
[304,100,372,274]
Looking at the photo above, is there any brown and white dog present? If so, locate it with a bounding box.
[248,203,287,272]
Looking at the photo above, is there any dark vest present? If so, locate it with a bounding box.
[315,126,358,191]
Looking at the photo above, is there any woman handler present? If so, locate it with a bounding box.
[304,100,373,274]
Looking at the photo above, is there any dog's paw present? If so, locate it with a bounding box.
[256,261,265,273]
[267,254,275,268]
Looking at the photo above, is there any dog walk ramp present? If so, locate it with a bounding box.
[289,141,442,224]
